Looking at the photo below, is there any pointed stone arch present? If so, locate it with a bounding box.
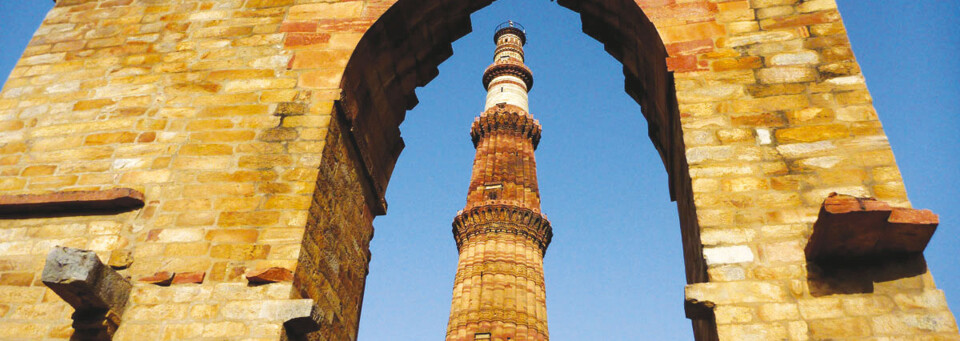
[0,0,955,340]
[289,0,715,338]
[286,0,958,339]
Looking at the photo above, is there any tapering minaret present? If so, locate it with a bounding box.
[446,22,553,341]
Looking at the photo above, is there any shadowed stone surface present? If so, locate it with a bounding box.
[276,299,323,336]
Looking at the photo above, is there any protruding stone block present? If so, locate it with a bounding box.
[172,271,205,284]
[139,271,174,286]
[0,188,144,216]
[805,193,939,263]
[41,246,132,339]
[107,250,133,269]
[246,266,294,284]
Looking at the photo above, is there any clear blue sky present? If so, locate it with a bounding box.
[1,1,957,340]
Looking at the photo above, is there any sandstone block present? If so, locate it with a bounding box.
[41,246,132,338]
[775,124,848,143]
[0,188,144,216]
[246,267,294,284]
[805,193,939,262]
[288,2,363,21]
[686,281,787,304]
[139,272,174,286]
[703,245,754,265]
[758,303,800,321]
[210,244,271,260]
[205,229,259,243]
[107,249,133,269]
[717,323,789,340]
[171,272,205,285]
[809,317,871,338]
[759,66,817,83]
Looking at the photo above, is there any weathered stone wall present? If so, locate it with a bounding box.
[293,107,375,341]
[0,0,334,339]
[0,0,955,340]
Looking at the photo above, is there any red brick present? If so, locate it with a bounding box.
[667,55,702,72]
[245,267,294,284]
[279,21,318,33]
[139,271,174,286]
[665,39,715,56]
[0,188,144,216]
[171,272,205,285]
[806,193,939,262]
[284,33,330,47]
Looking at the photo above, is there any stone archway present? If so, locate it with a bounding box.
[0,0,955,340]
[291,0,713,339]
[287,0,958,339]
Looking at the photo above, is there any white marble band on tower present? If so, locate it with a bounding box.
[482,24,533,112]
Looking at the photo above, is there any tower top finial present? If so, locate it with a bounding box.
[494,21,526,45]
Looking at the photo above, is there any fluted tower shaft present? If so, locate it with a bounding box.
[446,22,553,341]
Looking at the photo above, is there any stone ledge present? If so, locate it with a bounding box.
[0,188,144,217]
[805,193,938,263]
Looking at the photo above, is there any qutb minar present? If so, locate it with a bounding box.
[446,22,553,341]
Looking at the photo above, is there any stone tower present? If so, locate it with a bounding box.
[446,22,553,341]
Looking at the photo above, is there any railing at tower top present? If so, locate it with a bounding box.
[495,20,525,33]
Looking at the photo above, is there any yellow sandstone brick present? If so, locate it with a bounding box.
[0,322,48,338]
[810,317,871,338]
[717,128,754,144]
[119,169,171,184]
[873,182,907,200]
[871,166,902,183]
[190,130,256,142]
[758,303,800,321]
[263,195,311,210]
[194,93,260,106]
[222,78,297,93]
[200,105,269,117]
[175,211,218,227]
[798,297,844,319]
[260,89,299,103]
[20,165,57,176]
[799,0,837,12]
[183,183,256,197]
[238,155,293,169]
[219,211,281,227]
[190,304,219,319]
[84,132,138,145]
[715,305,755,324]
[209,244,271,260]
[775,124,849,143]
[287,2,363,21]
[718,323,789,340]
[73,98,116,111]
[164,242,211,257]
[162,323,204,340]
[179,144,233,156]
[291,50,352,69]
[205,229,259,243]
